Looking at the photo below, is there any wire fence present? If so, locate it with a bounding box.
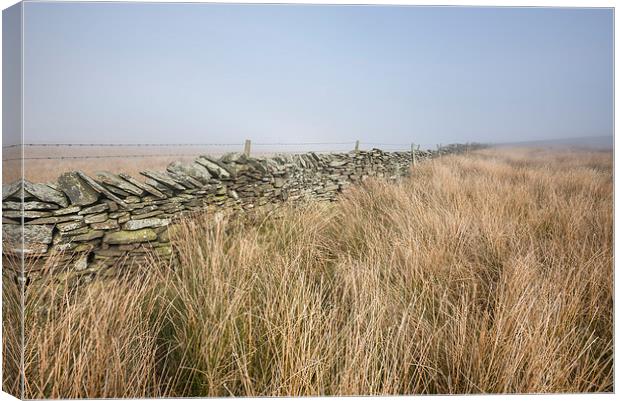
[2,141,423,161]
[3,154,213,162]
[3,141,366,148]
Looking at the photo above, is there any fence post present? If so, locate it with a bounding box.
[244,139,251,157]
[354,140,360,153]
[411,143,416,166]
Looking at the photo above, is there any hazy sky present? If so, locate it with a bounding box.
[18,3,614,148]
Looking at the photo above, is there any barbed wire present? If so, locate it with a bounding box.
[3,141,359,149]
[2,143,243,148]
[3,150,361,162]
[2,141,427,161]
[362,142,411,146]
[3,153,208,162]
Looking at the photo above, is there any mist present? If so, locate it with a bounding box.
[11,3,614,149]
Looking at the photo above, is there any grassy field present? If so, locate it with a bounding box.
[2,147,613,397]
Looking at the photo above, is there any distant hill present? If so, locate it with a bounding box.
[493,135,613,150]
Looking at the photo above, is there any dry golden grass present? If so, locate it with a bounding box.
[3,147,613,398]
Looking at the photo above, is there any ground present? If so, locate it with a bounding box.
[2,147,613,397]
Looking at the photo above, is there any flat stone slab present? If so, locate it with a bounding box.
[90,219,120,230]
[3,201,60,210]
[71,230,105,242]
[141,171,185,191]
[167,161,212,184]
[84,213,108,224]
[78,203,108,215]
[58,172,100,206]
[52,205,82,216]
[103,228,158,244]
[24,181,69,207]
[2,180,22,200]
[196,156,232,179]
[166,170,199,188]
[95,171,144,196]
[5,242,49,255]
[25,215,83,225]
[3,224,54,245]
[220,152,248,164]
[329,160,348,167]
[123,218,170,230]
[76,171,128,208]
[118,173,167,199]
[57,220,86,232]
[3,210,52,219]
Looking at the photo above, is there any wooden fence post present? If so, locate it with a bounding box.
[244,139,251,157]
[411,143,417,166]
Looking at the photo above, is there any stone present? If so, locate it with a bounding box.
[76,171,128,208]
[123,218,170,230]
[23,181,69,207]
[73,241,99,252]
[140,171,185,191]
[78,203,108,215]
[273,178,285,188]
[52,205,82,215]
[3,210,52,219]
[72,230,105,242]
[94,249,126,258]
[166,171,200,188]
[53,228,90,244]
[84,213,108,224]
[195,156,232,179]
[118,173,167,199]
[167,161,212,184]
[104,185,131,197]
[6,243,49,255]
[50,242,79,253]
[57,172,100,206]
[90,219,120,230]
[57,220,86,232]
[73,253,89,271]
[105,200,119,212]
[329,160,348,167]
[144,179,173,195]
[220,152,248,164]
[2,180,22,200]
[95,171,144,196]
[3,224,54,245]
[109,211,129,219]
[130,210,164,220]
[154,244,173,256]
[158,229,170,242]
[2,201,60,210]
[129,205,158,215]
[103,228,158,245]
[25,215,82,225]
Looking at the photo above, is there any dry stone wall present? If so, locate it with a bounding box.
[2,144,479,282]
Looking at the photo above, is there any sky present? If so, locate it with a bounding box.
[10,3,616,149]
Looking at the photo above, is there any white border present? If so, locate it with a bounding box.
[0,1,616,401]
